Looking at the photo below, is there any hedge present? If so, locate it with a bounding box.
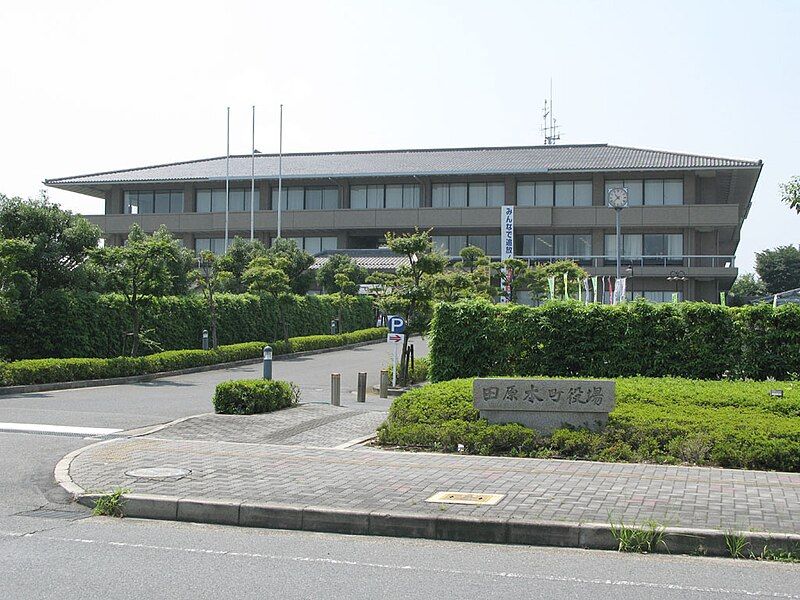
[213,379,300,415]
[0,290,376,360]
[429,299,800,382]
[0,327,387,387]
[377,377,800,472]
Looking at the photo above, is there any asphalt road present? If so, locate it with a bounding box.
[1,336,797,598]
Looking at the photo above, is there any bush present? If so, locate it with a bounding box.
[0,327,386,387]
[0,290,377,360]
[429,299,800,381]
[213,379,300,415]
[377,377,800,472]
[387,356,430,384]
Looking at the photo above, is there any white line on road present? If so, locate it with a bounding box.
[0,531,796,598]
[0,422,121,436]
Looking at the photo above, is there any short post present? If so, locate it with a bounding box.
[331,373,341,406]
[262,345,272,380]
[330,319,337,335]
[202,329,209,351]
[357,372,367,403]
[379,369,389,398]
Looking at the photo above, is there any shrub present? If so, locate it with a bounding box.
[213,379,300,415]
[387,356,430,384]
[1,290,376,360]
[429,299,800,382]
[377,377,800,472]
[0,327,387,387]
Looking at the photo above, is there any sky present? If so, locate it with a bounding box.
[0,0,797,273]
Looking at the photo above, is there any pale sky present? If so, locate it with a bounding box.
[1,0,797,273]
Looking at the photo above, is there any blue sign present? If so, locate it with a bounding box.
[388,315,406,334]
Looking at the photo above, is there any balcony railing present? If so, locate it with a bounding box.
[449,255,736,269]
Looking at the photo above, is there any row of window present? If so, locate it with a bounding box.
[518,290,685,306]
[122,178,685,214]
[284,236,338,254]
[433,235,502,256]
[603,233,683,258]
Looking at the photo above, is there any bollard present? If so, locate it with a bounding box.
[331,373,341,406]
[262,345,272,380]
[357,372,367,403]
[202,329,209,351]
[379,369,389,398]
[330,319,338,335]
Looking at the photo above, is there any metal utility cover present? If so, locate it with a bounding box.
[426,491,505,506]
[125,467,191,480]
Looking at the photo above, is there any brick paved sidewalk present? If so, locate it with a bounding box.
[67,433,800,536]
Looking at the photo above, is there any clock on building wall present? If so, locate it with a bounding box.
[607,187,629,209]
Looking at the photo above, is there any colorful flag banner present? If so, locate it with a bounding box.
[563,272,569,300]
[548,276,555,300]
[719,291,726,306]
[672,292,679,303]
[592,276,599,303]
[773,294,778,308]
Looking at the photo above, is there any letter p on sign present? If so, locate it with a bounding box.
[388,315,406,334]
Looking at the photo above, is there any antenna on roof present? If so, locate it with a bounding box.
[541,79,562,145]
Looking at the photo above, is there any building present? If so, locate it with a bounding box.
[45,144,762,302]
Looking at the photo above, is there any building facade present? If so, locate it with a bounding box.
[46,144,762,302]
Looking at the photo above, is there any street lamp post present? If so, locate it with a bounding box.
[607,187,629,303]
[667,270,687,300]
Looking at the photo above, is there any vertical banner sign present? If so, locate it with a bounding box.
[563,272,569,300]
[592,276,599,303]
[719,292,726,306]
[500,206,514,303]
[548,276,556,300]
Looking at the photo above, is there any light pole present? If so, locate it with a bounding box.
[667,270,687,299]
[607,187,629,303]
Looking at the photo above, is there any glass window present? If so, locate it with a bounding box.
[195,238,210,253]
[468,183,487,207]
[535,234,554,256]
[170,191,184,213]
[286,237,303,249]
[432,236,448,254]
[229,189,245,212]
[321,237,338,252]
[432,184,448,208]
[467,235,487,252]
[211,189,226,212]
[535,181,554,206]
[625,234,643,258]
[644,180,664,205]
[664,179,683,205]
[643,234,666,256]
[554,235,574,256]
[449,184,467,207]
[626,180,644,206]
[305,188,322,210]
[486,235,501,256]
[385,185,403,209]
[666,234,683,257]
[322,187,338,210]
[287,188,304,211]
[197,190,211,213]
[305,237,322,255]
[575,234,592,258]
[154,192,170,213]
[487,183,505,207]
[367,185,384,209]
[402,184,420,208]
[573,181,592,206]
[450,235,467,254]
[138,191,154,214]
[350,185,367,209]
[555,181,573,207]
[517,183,535,206]
[124,191,138,214]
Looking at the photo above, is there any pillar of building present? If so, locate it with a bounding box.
[184,183,195,212]
[683,172,696,205]
[419,178,432,208]
[339,181,350,209]
[592,173,605,206]
[260,180,270,210]
[504,175,516,205]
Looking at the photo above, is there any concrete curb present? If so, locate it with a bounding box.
[0,338,383,396]
[69,492,800,557]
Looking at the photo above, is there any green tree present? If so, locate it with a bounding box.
[755,245,800,294]
[193,251,232,349]
[152,227,196,295]
[0,192,101,294]
[529,260,590,301]
[217,236,267,293]
[332,271,359,332]
[369,228,448,383]
[316,254,367,293]
[263,238,315,294]
[490,258,533,302]
[0,238,34,322]
[244,256,292,342]
[89,224,187,356]
[781,176,800,214]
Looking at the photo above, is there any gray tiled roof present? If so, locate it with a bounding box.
[46,144,761,187]
[311,249,409,272]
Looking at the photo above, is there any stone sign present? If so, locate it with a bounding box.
[473,378,615,434]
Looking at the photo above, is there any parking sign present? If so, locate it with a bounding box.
[388,315,406,334]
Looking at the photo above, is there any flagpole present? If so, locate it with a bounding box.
[224,106,230,252]
[250,105,255,242]
[277,104,283,239]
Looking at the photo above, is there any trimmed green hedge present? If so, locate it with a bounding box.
[377,377,800,472]
[0,327,386,387]
[429,300,800,381]
[388,356,430,384]
[213,379,300,415]
[0,290,376,360]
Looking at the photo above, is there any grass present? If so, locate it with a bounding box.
[609,519,667,553]
[92,488,130,517]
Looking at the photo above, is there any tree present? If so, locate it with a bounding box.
[332,271,359,332]
[0,192,101,294]
[263,238,315,294]
[217,236,267,293]
[781,176,800,214]
[0,238,34,322]
[152,226,196,295]
[727,273,767,306]
[490,258,533,302]
[529,260,590,302]
[89,224,187,356]
[316,254,367,294]
[193,251,232,349]
[755,245,800,294]
[244,256,292,342]
[369,228,448,384]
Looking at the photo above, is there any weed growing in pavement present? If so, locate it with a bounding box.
[609,519,668,553]
[92,488,130,517]
[757,544,800,563]
[724,531,750,559]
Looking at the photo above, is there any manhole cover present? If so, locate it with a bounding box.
[426,491,505,506]
[125,467,191,480]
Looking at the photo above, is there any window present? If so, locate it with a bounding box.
[432,235,497,256]
[196,189,259,213]
[604,234,682,263]
[350,184,419,209]
[522,234,592,262]
[271,186,338,211]
[432,182,504,208]
[195,238,227,255]
[516,181,591,207]
[124,190,184,214]
[605,179,683,206]
[281,236,338,254]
